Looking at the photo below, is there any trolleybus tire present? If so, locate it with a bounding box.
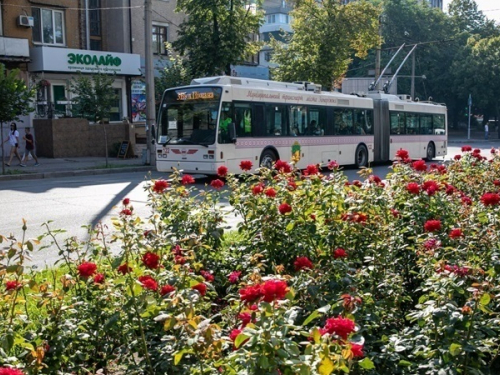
[260,149,278,169]
[426,142,435,161]
[355,144,369,168]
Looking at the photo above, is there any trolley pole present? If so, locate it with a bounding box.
[467,94,472,140]
[144,0,155,165]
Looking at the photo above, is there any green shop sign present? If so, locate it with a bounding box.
[67,53,122,67]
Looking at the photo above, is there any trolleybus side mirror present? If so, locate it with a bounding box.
[228,122,237,143]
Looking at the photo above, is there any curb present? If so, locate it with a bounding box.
[0,166,153,182]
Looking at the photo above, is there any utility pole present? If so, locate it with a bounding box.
[374,15,382,90]
[411,49,415,100]
[144,0,155,165]
[467,94,472,140]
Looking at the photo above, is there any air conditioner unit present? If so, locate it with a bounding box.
[18,15,34,28]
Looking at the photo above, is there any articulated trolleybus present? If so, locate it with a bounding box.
[156,76,447,174]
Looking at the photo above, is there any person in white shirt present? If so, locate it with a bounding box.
[3,122,22,166]
[485,123,489,140]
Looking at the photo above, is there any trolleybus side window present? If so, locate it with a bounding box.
[289,106,307,135]
[266,104,287,136]
[219,102,233,143]
[309,107,327,136]
[234,103,252,138]
[420,114,432,134]
[433,114,445,135]
[353,109,373,135]
[334,108,353,135]
[406,113,419,135]
[390,112,405,135]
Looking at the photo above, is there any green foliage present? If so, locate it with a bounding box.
[70,73,117,123]
[173,0,264,77]
[0,64,35,126]
[271,0,381,90]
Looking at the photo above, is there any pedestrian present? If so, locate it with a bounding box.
[20,127,39,167]
[3,122,22,166]
[485,123,489,140]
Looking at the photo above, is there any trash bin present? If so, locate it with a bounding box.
[141,149,147,164]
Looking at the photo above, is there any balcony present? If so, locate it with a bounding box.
[0,36,30,61]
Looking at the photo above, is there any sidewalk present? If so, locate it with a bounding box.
[0,156,152,182]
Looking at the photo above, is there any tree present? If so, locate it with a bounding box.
[270,0,381,90]
[0,64,35,175]
[173,0,264,77]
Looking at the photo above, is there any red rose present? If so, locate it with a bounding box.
[406,182,420,194]
[445,184,456,195]
[229,328,243,342]
[192,283,207,296]
[350,343,364,358]
[287,179,297,191]
[200,270,214,282]
[412,159,427,172]
[322,316,356,339]
[122,198,130,206]
[274,160,292,173]
[229,271,242,284]
[252,183,264,195]
[328,160,339,170]
[239,160,253,171]
[261,279,288,303]
[424,238,440,250]
[424,219,442,232]
[160,284,176,296]
[171,244,183,255]
[217,165,228,177]
[481,192,500,206]
[0,368,25,375]
[395,149,409,159]
[461,145,472,152]
[493,180,500,187]
[5,281,20,291]
[294,256,314,271]
[152,179,169,193]
[77,262,97,278]
[449,228,463,239]
[239,284,263,304]
[369,175,381,184]
[305,164,319,176]
[175,255,186,265]
[138,275,158,291]
[93,273,105,284]
[238,312,252,326]
[120,209,132,216]
[181,174,195,185]
[117,263,132,275]
[142,252,160,269]
[265,187,277,198]
[278,203,292,214]
[333,248,347,259]
[461,196,472,206]
[210,179,225,190]
[454,155,461,161]
[422,180,439,196]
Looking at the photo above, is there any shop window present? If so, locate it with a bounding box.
[109,89,122,122]
[152,25,168,55]
[32,7,65,45]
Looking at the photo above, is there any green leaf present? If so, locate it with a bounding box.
[234,333,249,349]
[286,221,295,231]
[449,343,462,356]
[398,360,412,367]
[174,348,193,365]
[303,305,330,326]
[358,357,375,370]
[479,293,491,306]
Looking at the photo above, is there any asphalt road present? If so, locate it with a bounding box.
[0,143,493,267]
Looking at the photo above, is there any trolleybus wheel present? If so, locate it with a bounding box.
[260,149,277,169]
[426,142,435,161]
[355,144,369,168]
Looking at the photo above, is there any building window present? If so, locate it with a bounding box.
[32,8,65,45]
[152,25,168,55]
[267,14,276,24]
[0,2,3,36]
[89,0,101,37]
[90,39,102,51]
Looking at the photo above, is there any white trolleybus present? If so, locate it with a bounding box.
[155,76,447,175]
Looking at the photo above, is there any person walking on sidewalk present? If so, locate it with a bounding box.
[20,127,39,167]
[485,123,489,140]
[3,122,22,166]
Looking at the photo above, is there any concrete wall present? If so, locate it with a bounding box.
[33,118,131,158]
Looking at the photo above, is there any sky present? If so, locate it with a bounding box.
[442,0,500,23]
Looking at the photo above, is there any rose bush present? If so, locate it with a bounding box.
[1,147,500,374]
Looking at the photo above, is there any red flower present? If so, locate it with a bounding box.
[152,179,169,193]
[422,180,439,196]
[342,294,362,311]
[265,187,277,198]
[424,219,442,232]
[210,179,225,190]
[395,149,409,159]
[294,256,314,271]
[454,154,461,161]
[369,175,382,184]
[120,209,132,216]
[0,368,25,375]
[229,328,243,342]
[449,228,463,239]
[181,174,195,185]
[322,316,356,339]
[238,312,252,326]
[287,179,297,191]
[275,160,292,173]
[142,252,160,269]
[117,263,132,275]
[493,180,500,187]
[278,203,292,214]
[406,182,420,194]
[229,271,242,284]
[217,165,228,177]
[171,244,183,255]
[461,196,472,206]
[78,262,97,278]
[328,160,339,170]
[175,255,186,265]
[5,281,20,291]
[200,270,214,282]
[390,208,400,218]
[239,160,253,171]
[352,180,362,188]
[261,279,288,303]
[443,264,470,277]
[192,283,207,296]
[461,145,472,152]
[305,164,319,176]
[138,275,158,291]
[333,248,348,259]
[350,343,364,358]
[239,284,263,304]
[481,192,500,206]
[251,183,264,195]
[424,238,440,250]
[160,284,176,296]
[94,273,105,284]
[412,159,427,171]
[122,198,130,205]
